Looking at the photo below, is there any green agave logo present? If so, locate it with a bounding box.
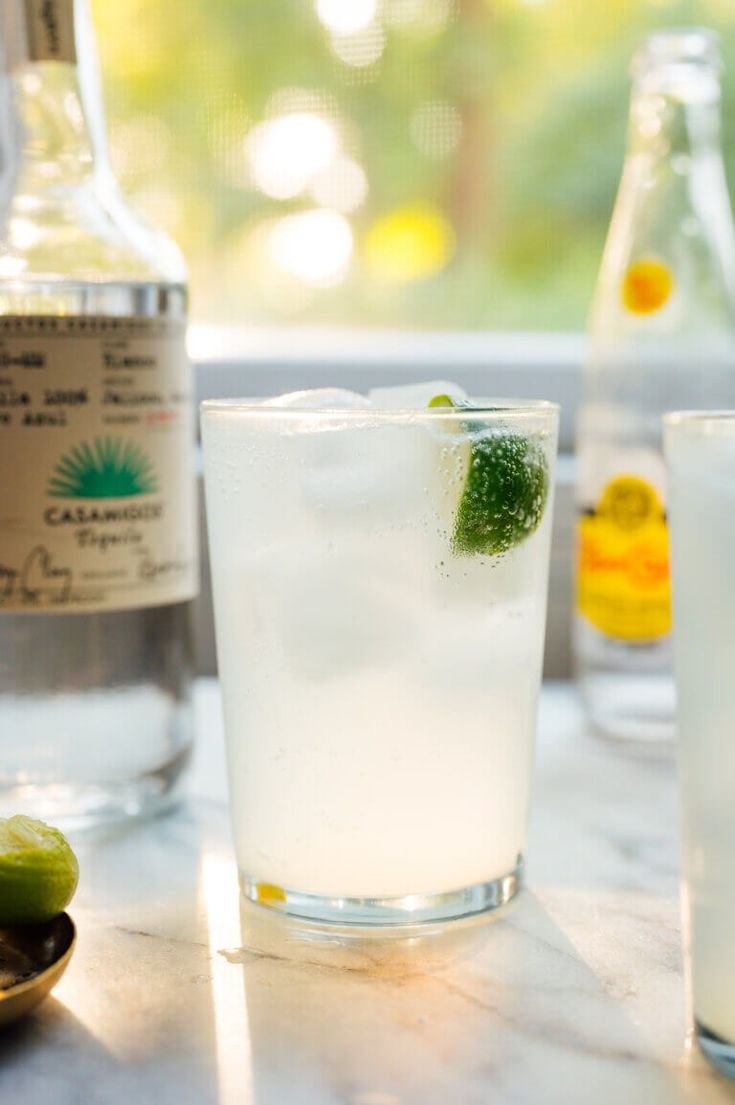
[48,437,158,499]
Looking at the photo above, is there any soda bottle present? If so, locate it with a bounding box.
[575,28,735,746]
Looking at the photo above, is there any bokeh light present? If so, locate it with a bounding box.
[383,0,455,32]
[246,113,338,200]
[309,156,369,212]
[238,219,316,314]
[364,204,455,282]
[316,0,378,34]
[7,217,41,251]
[330,24,386,67]
[269,209,354,285]
[265,86,340,120]
[94,0,735,328]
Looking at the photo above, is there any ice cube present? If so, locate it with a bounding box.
[368,380,467,409]
[261,388,371,409]
[259,385,457,536]
[243,539,425,680]
[298,416,441,526]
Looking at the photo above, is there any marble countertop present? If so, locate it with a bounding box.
[3,681,735,1105]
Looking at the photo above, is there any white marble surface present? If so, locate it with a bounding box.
[2,681,735,1105]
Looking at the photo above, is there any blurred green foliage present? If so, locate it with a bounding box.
[92,0,735,329]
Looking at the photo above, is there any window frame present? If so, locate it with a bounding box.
[190,327,585,452]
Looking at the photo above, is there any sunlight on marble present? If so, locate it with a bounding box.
[537,886,688,1064]
[9,684,731,1105]
[53,980,123,1057]
[201,851,255,1105]
[52,914,129,1059]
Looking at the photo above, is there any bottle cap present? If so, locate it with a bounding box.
[633,27,721,78]
[0,0,77,71]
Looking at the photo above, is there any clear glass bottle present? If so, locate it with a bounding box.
[0,0,198,827]
[574,29,735,747]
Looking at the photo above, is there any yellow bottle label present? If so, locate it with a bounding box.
[576,475,671,641]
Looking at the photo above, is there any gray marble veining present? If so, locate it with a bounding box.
[1,682,733,1105]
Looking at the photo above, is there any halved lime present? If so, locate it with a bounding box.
[429,395,549,556]
[0,816,79,926]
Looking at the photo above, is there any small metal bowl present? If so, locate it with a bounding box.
[0,914,76,1028]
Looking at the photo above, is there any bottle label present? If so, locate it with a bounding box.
[576,475,671,641]
[0,316,198,614]
[23,0,76,64]
[622,258,673,315]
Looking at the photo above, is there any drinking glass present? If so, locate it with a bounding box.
[202,396,558,925]
[665,410,735,1077]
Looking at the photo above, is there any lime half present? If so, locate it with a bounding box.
[429,395,549,556]
[0,816,79,926]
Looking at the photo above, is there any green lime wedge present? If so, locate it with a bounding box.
[429,395,549,556]
[427,393,459,409]
[0,816,79,926]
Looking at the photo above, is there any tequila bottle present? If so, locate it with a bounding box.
[0,0,198,825]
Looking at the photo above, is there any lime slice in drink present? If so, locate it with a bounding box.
[0,816,79,926]
[429,394,549,556]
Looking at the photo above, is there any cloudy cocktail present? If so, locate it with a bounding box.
[202,386,557,924]
[666,411,735,1077]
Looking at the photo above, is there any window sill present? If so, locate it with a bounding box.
[190,326,585,452]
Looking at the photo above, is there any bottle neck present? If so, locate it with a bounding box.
[0,0,110,191]
[624,74,735,271]
[627,64,723,159]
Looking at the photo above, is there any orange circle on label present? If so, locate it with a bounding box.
[622,259,673,314]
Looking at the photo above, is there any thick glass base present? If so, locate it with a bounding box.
[580,672,675,750]
[696,1021,735,1080]
[574,620,675,748]
[0,745,190,833]
[240,860,522,926]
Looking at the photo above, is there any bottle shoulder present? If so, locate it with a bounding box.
[590,151,735,339]
[0,173,187,286]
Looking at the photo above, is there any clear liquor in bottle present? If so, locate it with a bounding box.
[574,29,735,747]
[0,0,198,827]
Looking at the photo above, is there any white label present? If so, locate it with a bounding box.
[24,0,76,63]
[0,316,198,613]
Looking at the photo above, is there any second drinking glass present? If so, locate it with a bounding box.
[665,411,735,1078]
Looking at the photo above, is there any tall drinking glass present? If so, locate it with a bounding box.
[665,411,735,1077]
[202,396,558,925]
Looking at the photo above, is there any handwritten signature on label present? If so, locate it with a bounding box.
[0,546,73,604]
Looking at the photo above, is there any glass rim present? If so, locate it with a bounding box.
[200,397,559,423]
[664,410,735,433]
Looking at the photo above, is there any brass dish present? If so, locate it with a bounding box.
[0,913,76,1027]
